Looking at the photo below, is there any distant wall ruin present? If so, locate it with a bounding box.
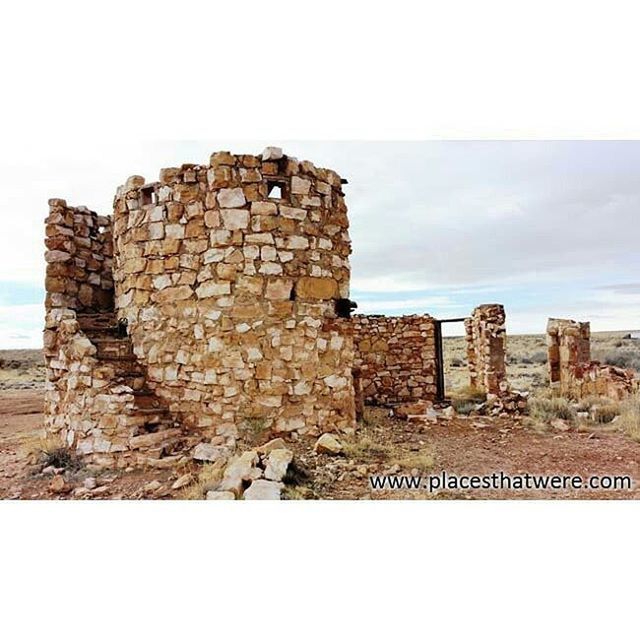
[352,304,513,407]
[547,318,637,400]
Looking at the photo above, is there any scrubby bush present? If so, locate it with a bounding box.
[604,352,640,371]
[528,396,576,422]
[618,394,640,442]
[451,398,478,415]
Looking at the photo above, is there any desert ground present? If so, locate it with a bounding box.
[1,330,639,500]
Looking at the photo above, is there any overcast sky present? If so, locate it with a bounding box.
[1,140,639,348]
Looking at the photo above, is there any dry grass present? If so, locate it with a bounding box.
[237,417,270,447]
[528,395,576,422]
[390,451,434,472]
[342,435,392,462]
[443,329,640,397]
[617,394,640,442]
[179,460,226,500]
[0,349,46,390]
[449,384,486,415]
[21,434,83,471]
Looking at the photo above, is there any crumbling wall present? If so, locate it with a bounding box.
[43,309,182,467]
[465,304,508,396]
[44,199,114,314]
[547,318,637,400]
[110,148,355,440]
[352,314,437,405]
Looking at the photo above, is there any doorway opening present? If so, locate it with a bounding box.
[435,317,468,402]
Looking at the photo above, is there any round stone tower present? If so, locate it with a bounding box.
[112,147,355,448]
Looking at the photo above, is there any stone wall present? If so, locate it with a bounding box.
[465,304,508,396]
[44,199,114,314]
[43,309,182,468]
[110,148,355,441]
[547,318,637,400]
[352,314,437,405]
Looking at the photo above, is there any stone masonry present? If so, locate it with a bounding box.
[547,318,638,400]
[44,148,356,467]
[43,147,530,469]
[465,304,508,396]
[352,314,437,405]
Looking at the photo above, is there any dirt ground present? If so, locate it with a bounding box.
[1,335,638,500]
[2,388,640,500]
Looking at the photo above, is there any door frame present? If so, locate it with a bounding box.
[435,317,468,402]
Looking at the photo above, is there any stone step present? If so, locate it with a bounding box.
[135,408,174,427]
[133,391,166,410]
[77,312,179,440]
[77,312,118,332]
[93,338,134,360]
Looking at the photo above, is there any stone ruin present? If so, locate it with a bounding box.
[465,304,508,396]
[43,147,521,469]
[44,148,354,467]
[352,314,437,405]
[547,318,638,400]
[351,303,524,413]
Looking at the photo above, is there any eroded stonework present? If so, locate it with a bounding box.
[44,148,356,467]
[465,304,508,396]
[547,318,638,400]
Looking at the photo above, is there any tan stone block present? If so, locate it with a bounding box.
[185,218,205,238]
[196,281,231,299]
[166,202,184,222]
[156,285,193,303]
[204,210,220,228]
[291,176,311,195]
[217,188,246,208]
[149,222,165,240]
[221,208,249,230]
[216,263,238,280]
[295,277,338,300]
[265,279,293,300]
[251,201,278,216]
[243,184,261,202]
[240,168,262,183]
[210,151,236,167]
[280,205,306,221]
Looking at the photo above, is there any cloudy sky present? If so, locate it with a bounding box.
[1,140,639,348]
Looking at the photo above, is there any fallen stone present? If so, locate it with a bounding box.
[243,479,283,500]
[83,476,97,490]
[394,400,434,420]
[257,438,288,454]
[193,442,228,462]
[442,406,456,419]
[314,433,343,455]
[49,475,70,494]
[264,449,293,481]
[143,480,162,493]
[219,451,261,495]
[171,473,193,490]
[206,490,236,500]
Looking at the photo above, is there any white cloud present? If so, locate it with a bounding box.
[0,304,44,349]
[1,141,639,346]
